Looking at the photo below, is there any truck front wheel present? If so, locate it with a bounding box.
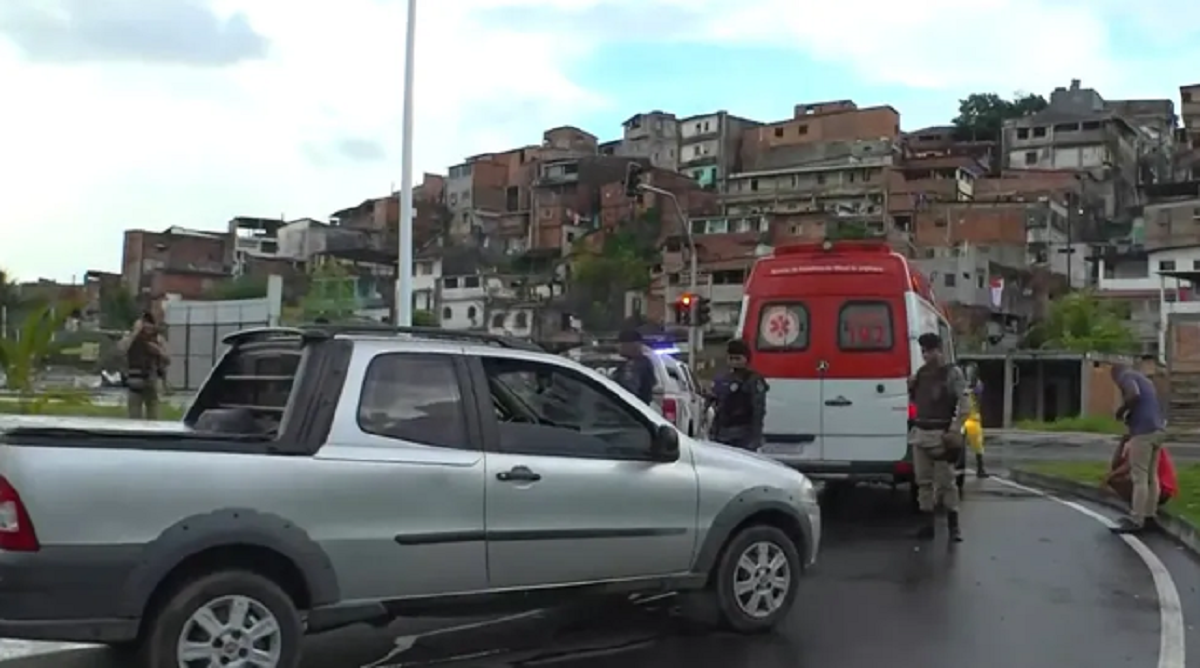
[710,525,802,633]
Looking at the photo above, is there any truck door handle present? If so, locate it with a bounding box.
[824,397,852,407]
[497,466,541,482]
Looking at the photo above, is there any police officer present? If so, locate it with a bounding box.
[909,332,970,542]
[711,340,768,450]
[615,329,656,405]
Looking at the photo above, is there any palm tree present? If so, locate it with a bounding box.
[0,300,87,413]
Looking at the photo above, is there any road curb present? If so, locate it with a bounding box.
[1009,468,1200,557]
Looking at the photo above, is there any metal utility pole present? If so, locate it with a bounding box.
[639,182,699,374]
[395,0,417,326]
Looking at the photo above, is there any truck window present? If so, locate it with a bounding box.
[358,354,469,449]
[756,303,810,351]
[838,301,894,351]
[482,357,653,459]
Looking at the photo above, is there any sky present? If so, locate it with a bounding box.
[1,0,1198,283]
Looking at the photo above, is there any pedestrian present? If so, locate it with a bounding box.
[710,339,768,450]
[908,332,970,542]
[118,313,170,420]
[1109,363,1167,534]
[614,329,656,405]
[962,363,988,478]
[1102,434,1177,511]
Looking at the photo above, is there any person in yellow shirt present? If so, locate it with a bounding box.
[962,363,988,478]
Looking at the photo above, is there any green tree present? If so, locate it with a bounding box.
[0,301,90,413]
[1030,290,1135,353]
[569,209,662,330]
[952,92,1048,141]
[100,286,140,330]
[412,310,439,327]
[301,262,358,322]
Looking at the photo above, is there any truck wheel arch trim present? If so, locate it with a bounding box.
[691,487,809,576]
[119,508,339,618]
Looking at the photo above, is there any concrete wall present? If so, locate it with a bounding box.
[161,276,283,390]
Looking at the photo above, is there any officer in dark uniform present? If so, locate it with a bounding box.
[909,332,970,542]
[711,339,768,450]
[615,329,656,405]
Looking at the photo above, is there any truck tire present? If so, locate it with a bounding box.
[710,525,801,633]
[139,569,303,668]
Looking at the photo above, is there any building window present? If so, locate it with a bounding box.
[443,277,458,288]
[492,313,505,328]
[515,311,528,328]
[1017,128,1029,139]
[464,276,480,288]
[944,273,957,287]
[442,306,452,320]
[1033,127,1046,137]
[467,306,477,321]
[1160,260,1177,271]
[1183,91,1192,103]
[1024,151,1037,165]
[797,124,808,135]
[774,127,784,138]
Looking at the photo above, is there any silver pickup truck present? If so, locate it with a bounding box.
[0,326,820,668]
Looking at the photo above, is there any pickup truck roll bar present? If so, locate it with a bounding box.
[221,325,543,352]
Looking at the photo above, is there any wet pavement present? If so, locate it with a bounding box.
[2,476,1194,668]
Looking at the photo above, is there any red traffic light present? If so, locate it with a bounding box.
[680,294,692,305]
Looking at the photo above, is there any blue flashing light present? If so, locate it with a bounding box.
[652,346,682,355]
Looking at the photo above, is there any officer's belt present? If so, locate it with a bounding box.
[912,419,952,431]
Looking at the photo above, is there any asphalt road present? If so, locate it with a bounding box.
[2,475,1195,668]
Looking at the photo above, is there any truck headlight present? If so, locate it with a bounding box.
[795,474,818,506]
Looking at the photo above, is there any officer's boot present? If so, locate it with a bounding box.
[947,511,964,542]
[975,453,989,478]
[915,513,936,540]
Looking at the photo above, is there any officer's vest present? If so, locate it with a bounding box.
[717,373,756,426]
[912,362,956,429]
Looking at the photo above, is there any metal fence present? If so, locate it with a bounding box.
[161,276,282,390]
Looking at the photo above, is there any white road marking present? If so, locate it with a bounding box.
[996,477,1186,668]
[0,640,95,660]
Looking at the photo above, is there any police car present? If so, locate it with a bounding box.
[568,342,704,437]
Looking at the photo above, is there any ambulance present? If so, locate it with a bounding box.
[736,240,955,488]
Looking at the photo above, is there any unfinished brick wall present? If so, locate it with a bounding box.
[1169,319,1200,372]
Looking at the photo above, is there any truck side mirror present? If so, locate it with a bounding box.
[650,424,680,462]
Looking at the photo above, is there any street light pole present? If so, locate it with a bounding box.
[639,183,699,368]
[395,0,417,326]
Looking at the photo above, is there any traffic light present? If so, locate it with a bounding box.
[674,293,694,326]
[696,297,711,326]
[623,162,645,198]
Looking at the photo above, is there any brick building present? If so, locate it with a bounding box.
[122,227,230,301]
[1181,83,1200,180]
[741,102,901,169]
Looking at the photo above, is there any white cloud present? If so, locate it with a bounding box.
[0,0,606,281]
[0,0,1194,282]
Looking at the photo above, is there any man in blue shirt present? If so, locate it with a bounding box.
[1110,363,1166,535]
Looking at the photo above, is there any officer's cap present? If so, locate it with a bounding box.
[617,329,643,344]
[917,333,942,350]
[727,339,751,357]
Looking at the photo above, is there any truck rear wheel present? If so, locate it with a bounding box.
[710,525,801,633]
[139,569,303,668]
